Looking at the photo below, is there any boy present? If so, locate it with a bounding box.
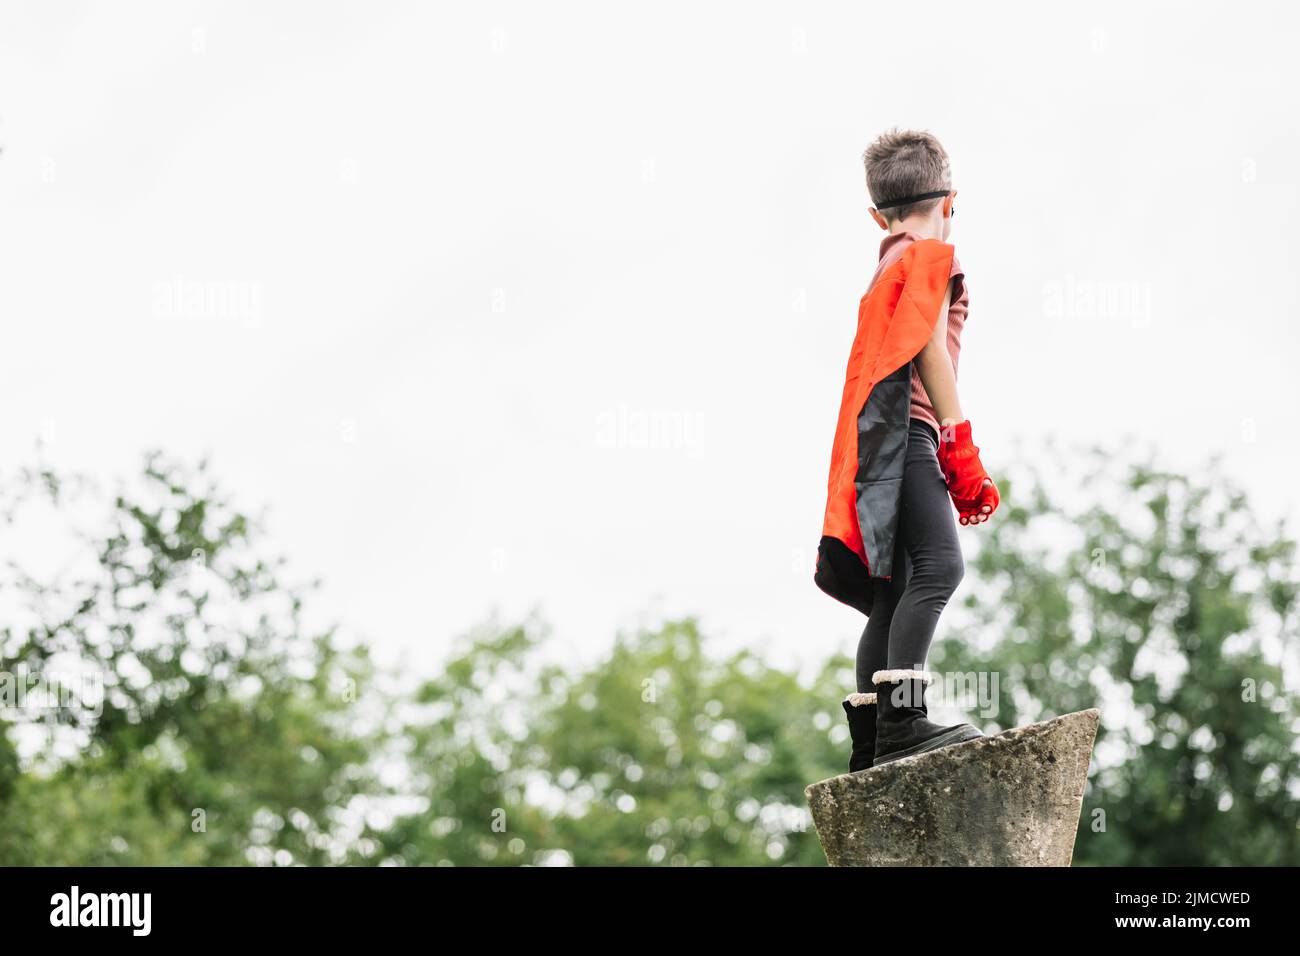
[814,129,999,770]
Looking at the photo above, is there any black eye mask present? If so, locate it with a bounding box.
[873,189,951,210]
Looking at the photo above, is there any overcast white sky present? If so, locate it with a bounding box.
[1,1,1296,676]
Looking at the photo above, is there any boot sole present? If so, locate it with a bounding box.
[873,724,982,766]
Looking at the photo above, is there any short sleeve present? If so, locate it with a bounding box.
[949,254,967,308]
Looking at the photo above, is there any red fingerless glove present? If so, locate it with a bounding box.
[937,420,1000,524]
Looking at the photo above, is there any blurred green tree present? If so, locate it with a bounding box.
[1,446,1295,866]
[931,447,1300,866]
[372,617,850,865]
[0,456,382,865]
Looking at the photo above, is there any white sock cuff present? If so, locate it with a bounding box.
[871,668,936,686]
[844,692,877,707]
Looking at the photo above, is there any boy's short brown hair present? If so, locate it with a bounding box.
[862,128,951,222]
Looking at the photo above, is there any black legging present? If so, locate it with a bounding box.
[855,418,965,691]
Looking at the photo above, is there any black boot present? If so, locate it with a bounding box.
[841,693,877,772]
[872,670,981,766]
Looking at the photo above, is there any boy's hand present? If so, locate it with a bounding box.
[937,420,1000,525]
[954,477,999,525]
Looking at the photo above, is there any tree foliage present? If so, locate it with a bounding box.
[932,448,1299,865]
[0,448,1295,865]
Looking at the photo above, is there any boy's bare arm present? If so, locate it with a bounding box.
[915,278,962,428]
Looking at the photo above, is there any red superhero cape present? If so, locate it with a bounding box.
[821,237,955,580]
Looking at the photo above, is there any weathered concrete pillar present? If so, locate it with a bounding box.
[806,708,1100,866]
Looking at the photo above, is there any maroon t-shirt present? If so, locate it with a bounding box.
[868,231,968,439]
